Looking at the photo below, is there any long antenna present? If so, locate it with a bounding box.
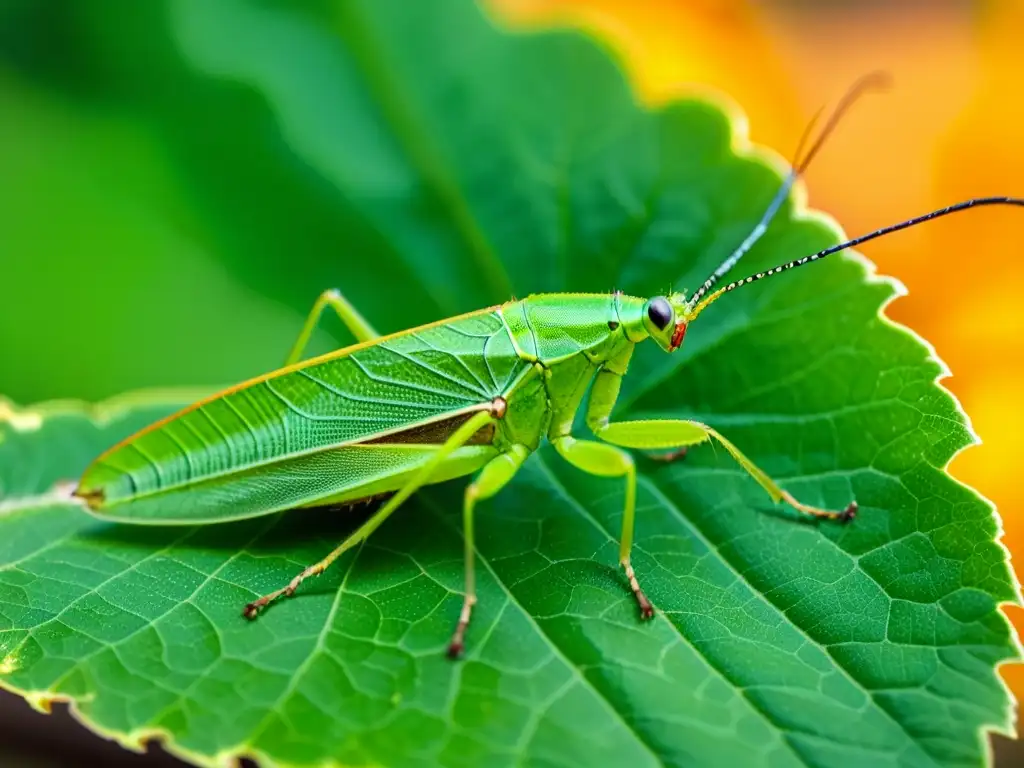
[686,72,890,311]
[686,197,1024,321]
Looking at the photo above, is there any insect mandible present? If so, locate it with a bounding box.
[73,76,1024,658]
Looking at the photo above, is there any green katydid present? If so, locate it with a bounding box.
[72,80,1024,659]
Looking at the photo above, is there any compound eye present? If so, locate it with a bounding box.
[647,296,673,330]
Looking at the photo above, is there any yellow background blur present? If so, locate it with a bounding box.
[491,0,1024,708]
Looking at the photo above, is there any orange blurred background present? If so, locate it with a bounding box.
[491,0,1024,707]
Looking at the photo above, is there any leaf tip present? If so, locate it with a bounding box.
[25,691,58,714]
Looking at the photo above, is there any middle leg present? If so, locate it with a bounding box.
[552,436,654,619]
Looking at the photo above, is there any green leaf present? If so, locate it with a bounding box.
[0,1,1019,766]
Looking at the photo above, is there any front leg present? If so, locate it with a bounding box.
[586,369,856,523]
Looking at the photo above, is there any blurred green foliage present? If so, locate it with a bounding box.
[0,0,456,402]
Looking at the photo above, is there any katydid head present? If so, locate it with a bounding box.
[642,293,691,353]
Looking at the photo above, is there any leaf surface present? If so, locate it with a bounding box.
[0,1,1018,766]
